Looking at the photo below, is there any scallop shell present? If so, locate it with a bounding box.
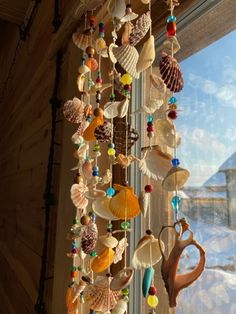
[66,286,79,313]
[162,36,181,55]
[83,116,104,141]
[110,268,134,291]
[138,190,150,217]
[111,45,140,79]
[120,11,138,23]
[85,188,106,200]
[104,98,130,119]
[154,119,181,148]
[94,120,112,143]
[86,57,98,71]
[132,235,165,269]
[114,238,128,264]
[70,183,89,209]
[136,35,155,73]
[84,276,120,311]
[129,11,151,46]
[72,279,87,303]
[72,143,88,160]
[81,222,98,254]
[162,166,190,191]
[112,298,129,314]
[99,235,118,248]
[82,159,93,179]
[63,98,86,124]
[159,52,184,92]
[92,196,119,221]
[72,30,95,51]
[98,169,112,185]
[109,184,141,219]
[107,0,126,19]
[139,146,172,181]
[91,247,115,273]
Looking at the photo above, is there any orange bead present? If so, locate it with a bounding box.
[166,21,176,37]
[85,58,98,71]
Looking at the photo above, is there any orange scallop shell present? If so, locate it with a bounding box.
[83,116,104,141]
[109,184,141,219]
[91,247,115,273]
[66,286,79,314]
[86,57,98,71]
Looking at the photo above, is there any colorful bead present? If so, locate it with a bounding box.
[78,266,83,271]
[94,107,104,117]
[147,125,154,132]
[71,266,77,272]
[110,93,116,101]
[90,251,97,257]
[169,104,177,110]
[122,288,129,296]
[108,143,115,149]
[121,221,130,230]
[168,110,178,120]
[89,211,96,222]
[96,77,103,84]
[167,15,177,23]
[167,21,176,37]
[80,215,90,226]
[149,286,157,296]
[145,185,153,193]
[172,158,180,167]
[106,187,116,197]
[93,143,100,152]
[108,148,116,156]
[73,218,79,225]
[171,195,181,212]
[107,223,113,229]
[147,295,159,308]
[70,271,78,278]
[147,115,154,123]
[92,171,99,176]
[72,248,78,254]
[124,84,132,91]
[120,73,133,85]
[169,96,177,103]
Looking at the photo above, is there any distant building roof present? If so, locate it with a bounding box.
[191,190,227,199]
[203,171,226,187]
[219,151,236,172]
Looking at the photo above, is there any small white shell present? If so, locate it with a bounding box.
[107,0,126,19]
[99,235,119,248]
[112,298,129,314]
[139,191,150,217]
[136,35,155,73]
[104,98,130,119]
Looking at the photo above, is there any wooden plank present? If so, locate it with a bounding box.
[0,0,30,25]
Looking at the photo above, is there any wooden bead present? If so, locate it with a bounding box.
[93,107,104,117]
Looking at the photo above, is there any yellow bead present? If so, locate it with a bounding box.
[147,295,159,308]
[108,148,116,156]
[120,73,133,85]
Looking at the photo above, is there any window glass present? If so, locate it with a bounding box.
[176,29,236,314]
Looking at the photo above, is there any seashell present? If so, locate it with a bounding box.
[162,36,180,55]
[129,11,151,46]
[81,222,98,254]
[139,146,172,181]
[82,159,93,179]
[85,188,106,200]
[78,64,90,74]
[96,37,107,54]
[99,235,118,248]
[104,97,130,119]
[72,143,88,160]
[66,286,79,313]
[109,43,118,64]
[142,267,154,297]
[107,0,126,19]
[141,0,150,3]
[72,29,95,51]
[112,297,129,314]
[132,234,165,269]
[89,82,112,95]
[71,133,84,145]
[86,57,98,71]
[91,247,115,273]
[138,190,150,217]
[142,97,163,114]
[120,11,138,23]
[72,279,87,303]
[95,120,112,143]
[116,154,137,168]
[83,116,104,141]
[159,52,184,92]
[110,267,134,291]
[159,218,205,307]
[150,73,167,97]
[70,183,89,209]
[162,166,190,191]
[114,238,128,264]
[98,169,112,185]
[136,35,155,73]
[63,97,86,124]
[92,196,118,221]
[84,276,120,311]
[111,45,140,79]
[154,119,181,148]
[109,184,141,219]
[121,22,134,45]
[113,121,139,155]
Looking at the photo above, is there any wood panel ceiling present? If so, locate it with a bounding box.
[0,0,31,25]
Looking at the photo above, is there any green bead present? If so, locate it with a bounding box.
[73,218,79,224]
[122,288,129,296]
[108,148,116,156]
[78,266,83,271]
[93,144,100,152]
[107,223,113,229]
[90,251,97,257]
[121,221,130,230]
[71,266,77,271]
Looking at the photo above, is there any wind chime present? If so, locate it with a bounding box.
[63,0,205,313]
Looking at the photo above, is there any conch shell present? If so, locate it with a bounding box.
[92,196,119,221]
[70,183,88,209]
[129,11,152,46]
[138,190,150,217]
[82,159,93,179]
[154,119,181,148]
[136,35,155,73]
[109,184,141,219]
[132,234,165,269]
[91,247,115,273]
[158,218,205,307]
[121,22,133,45]
[139,146,172,181]
[162,166,190,191]
[114,238,128,264]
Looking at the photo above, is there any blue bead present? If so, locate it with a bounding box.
[92,166,99,171]
[172,158,180,167]
[171,195,181,212]
[169,96,177,104]
[167,15,177,23]
[108,143,115,149]
[92,171,99,177]
[106,187,115,197]
[89,212,96,222]
[147,115,154,123]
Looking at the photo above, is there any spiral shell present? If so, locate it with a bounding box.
[94,120,112,143]
[129,11,151,46]
[81,222,98,254]
[63,98,87,124]
[159,53,184,92]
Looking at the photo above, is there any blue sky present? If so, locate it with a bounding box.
[175,29,236,186]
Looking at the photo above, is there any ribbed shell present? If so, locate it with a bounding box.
[159,53,184,92]
[112,45,139,79]
[81,222,98,254]
[70,183,88,209]
[63,98,86,124]
[94,120,112,143]
[72,30,95,51]
[129,11,151,46]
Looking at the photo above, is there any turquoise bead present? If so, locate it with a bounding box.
[147,115,154,123]
[106,187,115,197]
[167,15,177,23]
[169,96,177,104]
[142,267,154,298]
[171,195,181,212]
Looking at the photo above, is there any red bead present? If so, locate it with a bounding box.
[124,84,132,91]
[72,248,78,254]
[166,21,176,37]
[96,77,103,84]
[145,184,153,193]
[149,286,157,296]
[147,125,154,132]
[70,271,77,278]
[168,110,177,120]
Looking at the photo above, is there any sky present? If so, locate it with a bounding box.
[175,29,236,186]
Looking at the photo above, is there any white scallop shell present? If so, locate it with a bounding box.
[107,0,126,19]
[99,235,119,248]
[70,183,89,209]
[92,196,119,221]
